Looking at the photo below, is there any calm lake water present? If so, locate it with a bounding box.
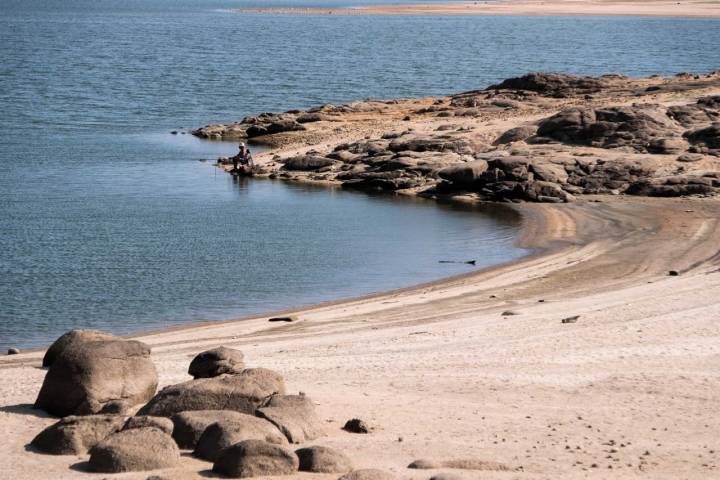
[1,0,719,350]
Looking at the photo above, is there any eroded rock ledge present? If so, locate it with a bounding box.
[194,71,720,202]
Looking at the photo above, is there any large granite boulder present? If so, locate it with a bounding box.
[88,427,180,473]
[256,394,324,443]
[339,469,396,480]
[194,415,287,461]
[296,445,353,473]
[123,416,173,435]
[536,105,684,153]
[35,338,158,416]
[212,439,299,478]
[138,368,285,417]
[30,415,127,455]
[42,329,115,368]
[171,410,252,449]
[188,347,245,379]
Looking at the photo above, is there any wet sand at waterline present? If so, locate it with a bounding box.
[236,0,720,17]
[2,196,719,479]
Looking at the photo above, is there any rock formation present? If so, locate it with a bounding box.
[188,346,245,379]
[35,334,158,416]
[138,368,285,417]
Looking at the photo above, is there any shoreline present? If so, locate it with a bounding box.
[233,0,720,18]
[3,69,720,478]
[1,194,530,357]
[4,195,720,478]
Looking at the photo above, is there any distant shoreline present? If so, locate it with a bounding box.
[233,0,720,17]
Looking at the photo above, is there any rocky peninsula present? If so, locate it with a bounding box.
[195,71,720,203]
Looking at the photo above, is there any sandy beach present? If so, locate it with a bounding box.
[2,195,720,479]
[235,0,720,17]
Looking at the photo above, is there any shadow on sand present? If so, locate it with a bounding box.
[0,403,53,419]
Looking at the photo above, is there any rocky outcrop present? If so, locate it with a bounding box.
[30,415,127,455]
[138,368,285,417]
[487,72,609,97]
[255,394,324,443]
[88,427,180,473]
[188,346,245,379]
[212,439,299,478]
[296,445,353,473]
[194,415,287,461]
[35,337,158,416]
[535,105,685,153]
[198,71,720,202]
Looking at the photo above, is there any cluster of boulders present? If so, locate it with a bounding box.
[29,329,394,479]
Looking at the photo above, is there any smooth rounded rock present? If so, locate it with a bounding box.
[30,414,127,455]
[42,329,116,368]
[35,339,158,416]
[88,427,180,473]
[256,394,324,443]
[188,346,245,379]
[296,445,353,473]
[171,410,257,449]
[194,415,287,461]
[212,439,299,478]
